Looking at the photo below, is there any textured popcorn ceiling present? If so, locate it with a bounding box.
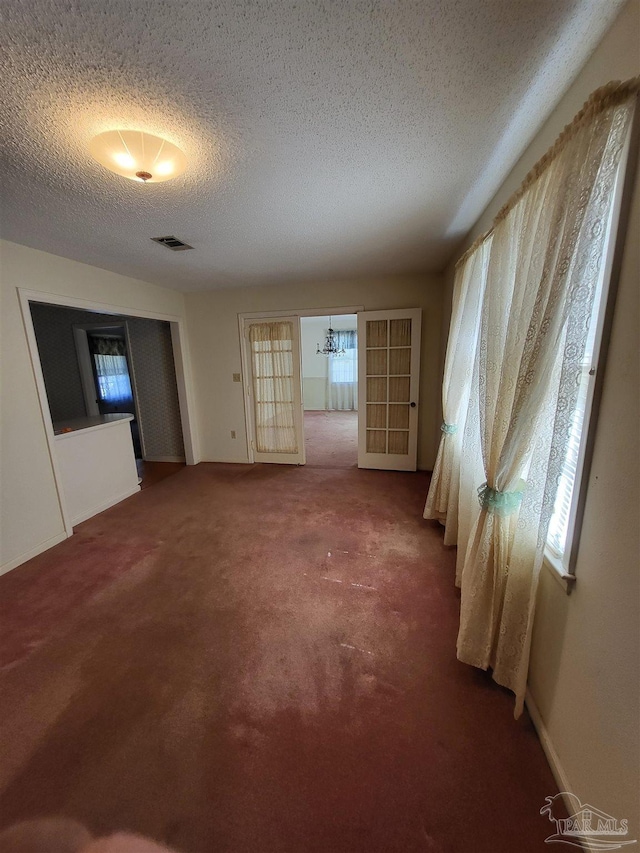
[0,1,625,291]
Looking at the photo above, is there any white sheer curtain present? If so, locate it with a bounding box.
[89,335,133,405]
[432,81,638,717]
[424,240,487,551]
[94,354,133,404]
[249,321,298,454]
[328,330,358,411]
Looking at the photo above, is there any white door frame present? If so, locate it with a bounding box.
[18,288,200,538]
[73,325,101,418]
[238,305,364,463]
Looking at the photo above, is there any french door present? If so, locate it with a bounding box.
[245,317,305,464]
[357,308,422,471]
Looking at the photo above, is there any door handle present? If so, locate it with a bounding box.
[410,402,416,408]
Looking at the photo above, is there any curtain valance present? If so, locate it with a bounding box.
[455,77,639,273]
[88,335,126,357]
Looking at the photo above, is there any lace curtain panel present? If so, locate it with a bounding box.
[425,80,638,717]
[328,330,358,411]
[249,321,298,454]
[424,241,487,552]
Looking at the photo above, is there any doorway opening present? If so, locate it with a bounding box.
[300,314,358,468]
[29,302,186,491]
[240,306,421,471]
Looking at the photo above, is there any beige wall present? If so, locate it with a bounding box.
[185,274,443,468]
[301,316,330,409]
[0,239,188,572]
[441,0,639,835]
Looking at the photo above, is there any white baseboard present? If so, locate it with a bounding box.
[0,531,69,577]
[143,456,186,463]
[525,688,574,807]
[200,456,252,464]
[71,485,141,526]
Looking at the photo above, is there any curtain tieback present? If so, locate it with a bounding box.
[440,422,458,435]
[477,481,525,517]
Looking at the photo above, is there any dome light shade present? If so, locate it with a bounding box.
[89,130,187,183]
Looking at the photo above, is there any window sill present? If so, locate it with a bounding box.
[543,547,576,595]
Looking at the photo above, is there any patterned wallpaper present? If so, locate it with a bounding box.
[127,317,184,459]
[30,303,185,460]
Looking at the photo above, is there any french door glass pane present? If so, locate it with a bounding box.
[367,320,387,347]
[389,405,410,430]
[389,348,411,375]
[366,377,386,402]
[366,430,387,453]
[389,377,410,403]
[388,431,409,454]
[366,404,387,429]
[366,349,388,375]
[389,318,411,347]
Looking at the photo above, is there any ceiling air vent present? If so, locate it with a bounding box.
[151,235,194,251]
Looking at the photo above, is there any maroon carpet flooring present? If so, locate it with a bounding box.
[139,461,186,491]
[0,463,561,852]
[304,411,358,468]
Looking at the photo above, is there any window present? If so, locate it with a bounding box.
[329,330,357,384]
[546,362,589,557]
[545,119,632,578]
[94,354,133,404]
[87,332,133,405]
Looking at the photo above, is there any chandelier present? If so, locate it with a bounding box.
[316,318,346,357]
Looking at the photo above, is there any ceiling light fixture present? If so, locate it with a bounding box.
[89,130,187,183]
